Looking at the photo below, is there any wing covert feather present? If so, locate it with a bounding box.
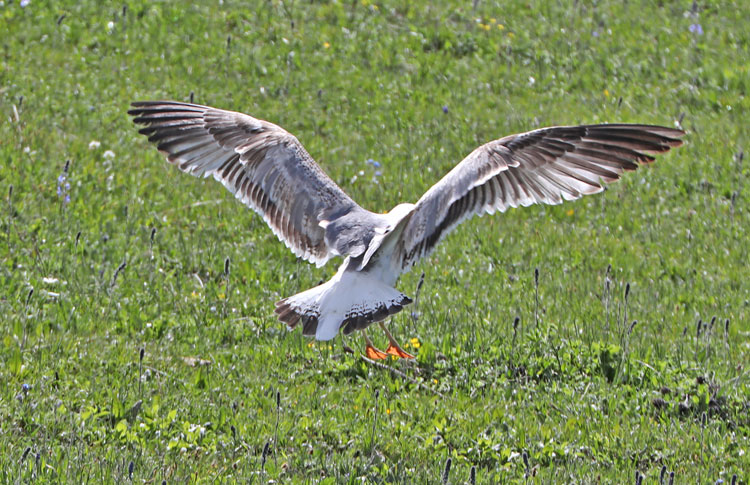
[129,101,362,266]
[398,124,684,270]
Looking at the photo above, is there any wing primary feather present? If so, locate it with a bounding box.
[397,123,683,270]
[130,100,372,266]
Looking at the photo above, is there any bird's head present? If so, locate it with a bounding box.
[382,203,416,233]
[387,203,416,219]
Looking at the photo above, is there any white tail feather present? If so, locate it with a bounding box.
[275,266,412,341]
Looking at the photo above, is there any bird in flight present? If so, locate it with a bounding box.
[129,101,684,360]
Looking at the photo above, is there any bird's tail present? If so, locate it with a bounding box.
[274,281,330,338]
[274,274,412,341]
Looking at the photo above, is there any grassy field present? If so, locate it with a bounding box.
[1,0,748,482]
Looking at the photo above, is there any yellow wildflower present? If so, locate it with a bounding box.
[604,89,610,97]
[323,42,330,49]
[410,337,421,349]
[497,24,505,31]
[566,209,574,216]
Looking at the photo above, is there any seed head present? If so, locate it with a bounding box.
[441,457,452,485]
[261,441,270,467]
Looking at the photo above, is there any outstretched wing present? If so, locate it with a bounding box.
[398,123,685,270]
[129,101,363,267]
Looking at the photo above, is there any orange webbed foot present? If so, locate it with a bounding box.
[378,322,415,359]
[365,344,389,360]
[385,344,415,359]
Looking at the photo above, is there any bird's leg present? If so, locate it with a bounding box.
[379,322,415,359]
[341,334,355,355]
[363,329,389,360]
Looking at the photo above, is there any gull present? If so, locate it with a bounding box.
[129,101,684,360]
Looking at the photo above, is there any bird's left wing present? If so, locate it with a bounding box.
[129,101,365,267]
[398,123,684,271]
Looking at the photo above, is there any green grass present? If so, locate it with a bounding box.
[1,0,749,482]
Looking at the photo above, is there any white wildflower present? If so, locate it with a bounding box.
[88,140,101,149]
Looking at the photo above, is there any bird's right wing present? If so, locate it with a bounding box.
[129,101,364,267]
[398,123,685,271]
